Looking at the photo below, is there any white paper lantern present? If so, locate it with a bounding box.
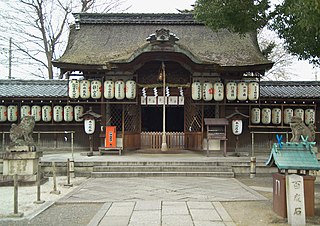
[53,106,63,122]
[294,108,304,121]
[305,109,315,125]
[115,80,125,100]
[0,105,7,122]
[125,80,136,99]
[42,105,52,122]
[20,105,31,119]
[80,80,90,99]
[284,108,294,125]
[91,80,102,99]
[226,82,237,101]
[202,82,213,101]
[64,105,74,122]
[68,80,80,99]
[104,80,114,99]
[84,119,95,134]
[31,105,41,122]
[232,120,243,135]
[213,82,224,101]
[251,108,261,124]
[272,108,282,125]
[237,82,248,101]
[7,105,18,122]
[248,82,259,100]
[191,82,202,100]
[74,105,84,122]
[261,108,271,124]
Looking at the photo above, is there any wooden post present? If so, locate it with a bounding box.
[64,159,73,187]
[34,163,45,204]
[12,174,23,217]
[50,162,61,195]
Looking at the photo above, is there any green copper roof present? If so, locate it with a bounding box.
[266,142,320,170]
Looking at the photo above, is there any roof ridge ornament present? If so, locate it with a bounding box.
[146,28,179,44]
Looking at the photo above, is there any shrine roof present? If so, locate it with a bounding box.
[53,13,272,69]
[0,80,320,99]
[266,142,320,170]
[0,79,67,98]
[260,81,320,99]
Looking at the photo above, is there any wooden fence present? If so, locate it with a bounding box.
[141,132,185,149]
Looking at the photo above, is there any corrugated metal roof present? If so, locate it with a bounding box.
[0,80,68,98]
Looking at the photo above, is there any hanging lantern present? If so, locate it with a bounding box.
[115,80,125,100]
[272,108,282,125]
[191,81,202,100]
[251,108,261,124]
[7,105,18,122]
[31,105,41,122]
[0,105,7,122]
[74,105,84,122]
[294,108,304,121]
[305,109,315,125]
[53,105,63,122]
[20,105,31,119]
[42,105,52,122]
[283,108,294,124]
[125,80,136,99]
[7,105,17,123]
[232,119,243,135]
[213,82,224,101]
[248,82,259,101]
[64,105,74,122]
[104,80,114,99]
[84,119,95,134]
[68,80,80,99]
[91,80,102,99]
[80,80,91,99]
[261,108,271,124]
[226,82,237,101]
[202,82,213,101]
[237,82,248,101]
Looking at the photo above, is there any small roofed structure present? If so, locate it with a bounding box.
[266,139,320,173]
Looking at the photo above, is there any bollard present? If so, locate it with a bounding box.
[34,163,45,204]
[12,174,24,217]
[250,156,256,178]
[50,162,61,195]
[64,159,73,187]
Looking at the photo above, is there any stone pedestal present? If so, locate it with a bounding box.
[2,149,43,185]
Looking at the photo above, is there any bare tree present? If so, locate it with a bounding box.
[0,0,130,80]
[258,29,296,81]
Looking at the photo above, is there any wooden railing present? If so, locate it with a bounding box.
[141,132,185,149]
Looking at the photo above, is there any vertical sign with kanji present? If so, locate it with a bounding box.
[286,174,306,226]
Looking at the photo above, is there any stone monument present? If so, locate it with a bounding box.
[2,116,42,183]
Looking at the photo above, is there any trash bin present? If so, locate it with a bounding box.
[273,173,315,218]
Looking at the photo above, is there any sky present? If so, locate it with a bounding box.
[0,0,319,81]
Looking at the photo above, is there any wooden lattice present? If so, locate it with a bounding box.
[110,104,123,131]
[124,104,141,132]
[185,96,202,132]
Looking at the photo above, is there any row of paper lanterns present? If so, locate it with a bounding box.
[68,80,136,100]
[191,81,259,101]
[0,105,85,122]
[251,108,315,125]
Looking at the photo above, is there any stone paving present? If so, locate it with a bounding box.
[56,177,267,226]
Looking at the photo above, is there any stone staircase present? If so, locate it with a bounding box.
[91,161,235,178]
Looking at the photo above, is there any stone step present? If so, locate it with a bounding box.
[91,171,235,178]
[92,165,233,172]
[98,161,221,166]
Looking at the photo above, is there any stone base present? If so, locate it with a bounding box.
[0,175,49,186]
[6,145,36,152]
[3,151,43,176]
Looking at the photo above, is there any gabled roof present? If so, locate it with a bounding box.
[0,80,67,98]
[53,13,272,70]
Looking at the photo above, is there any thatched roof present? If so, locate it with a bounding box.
[53,13,272,70]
